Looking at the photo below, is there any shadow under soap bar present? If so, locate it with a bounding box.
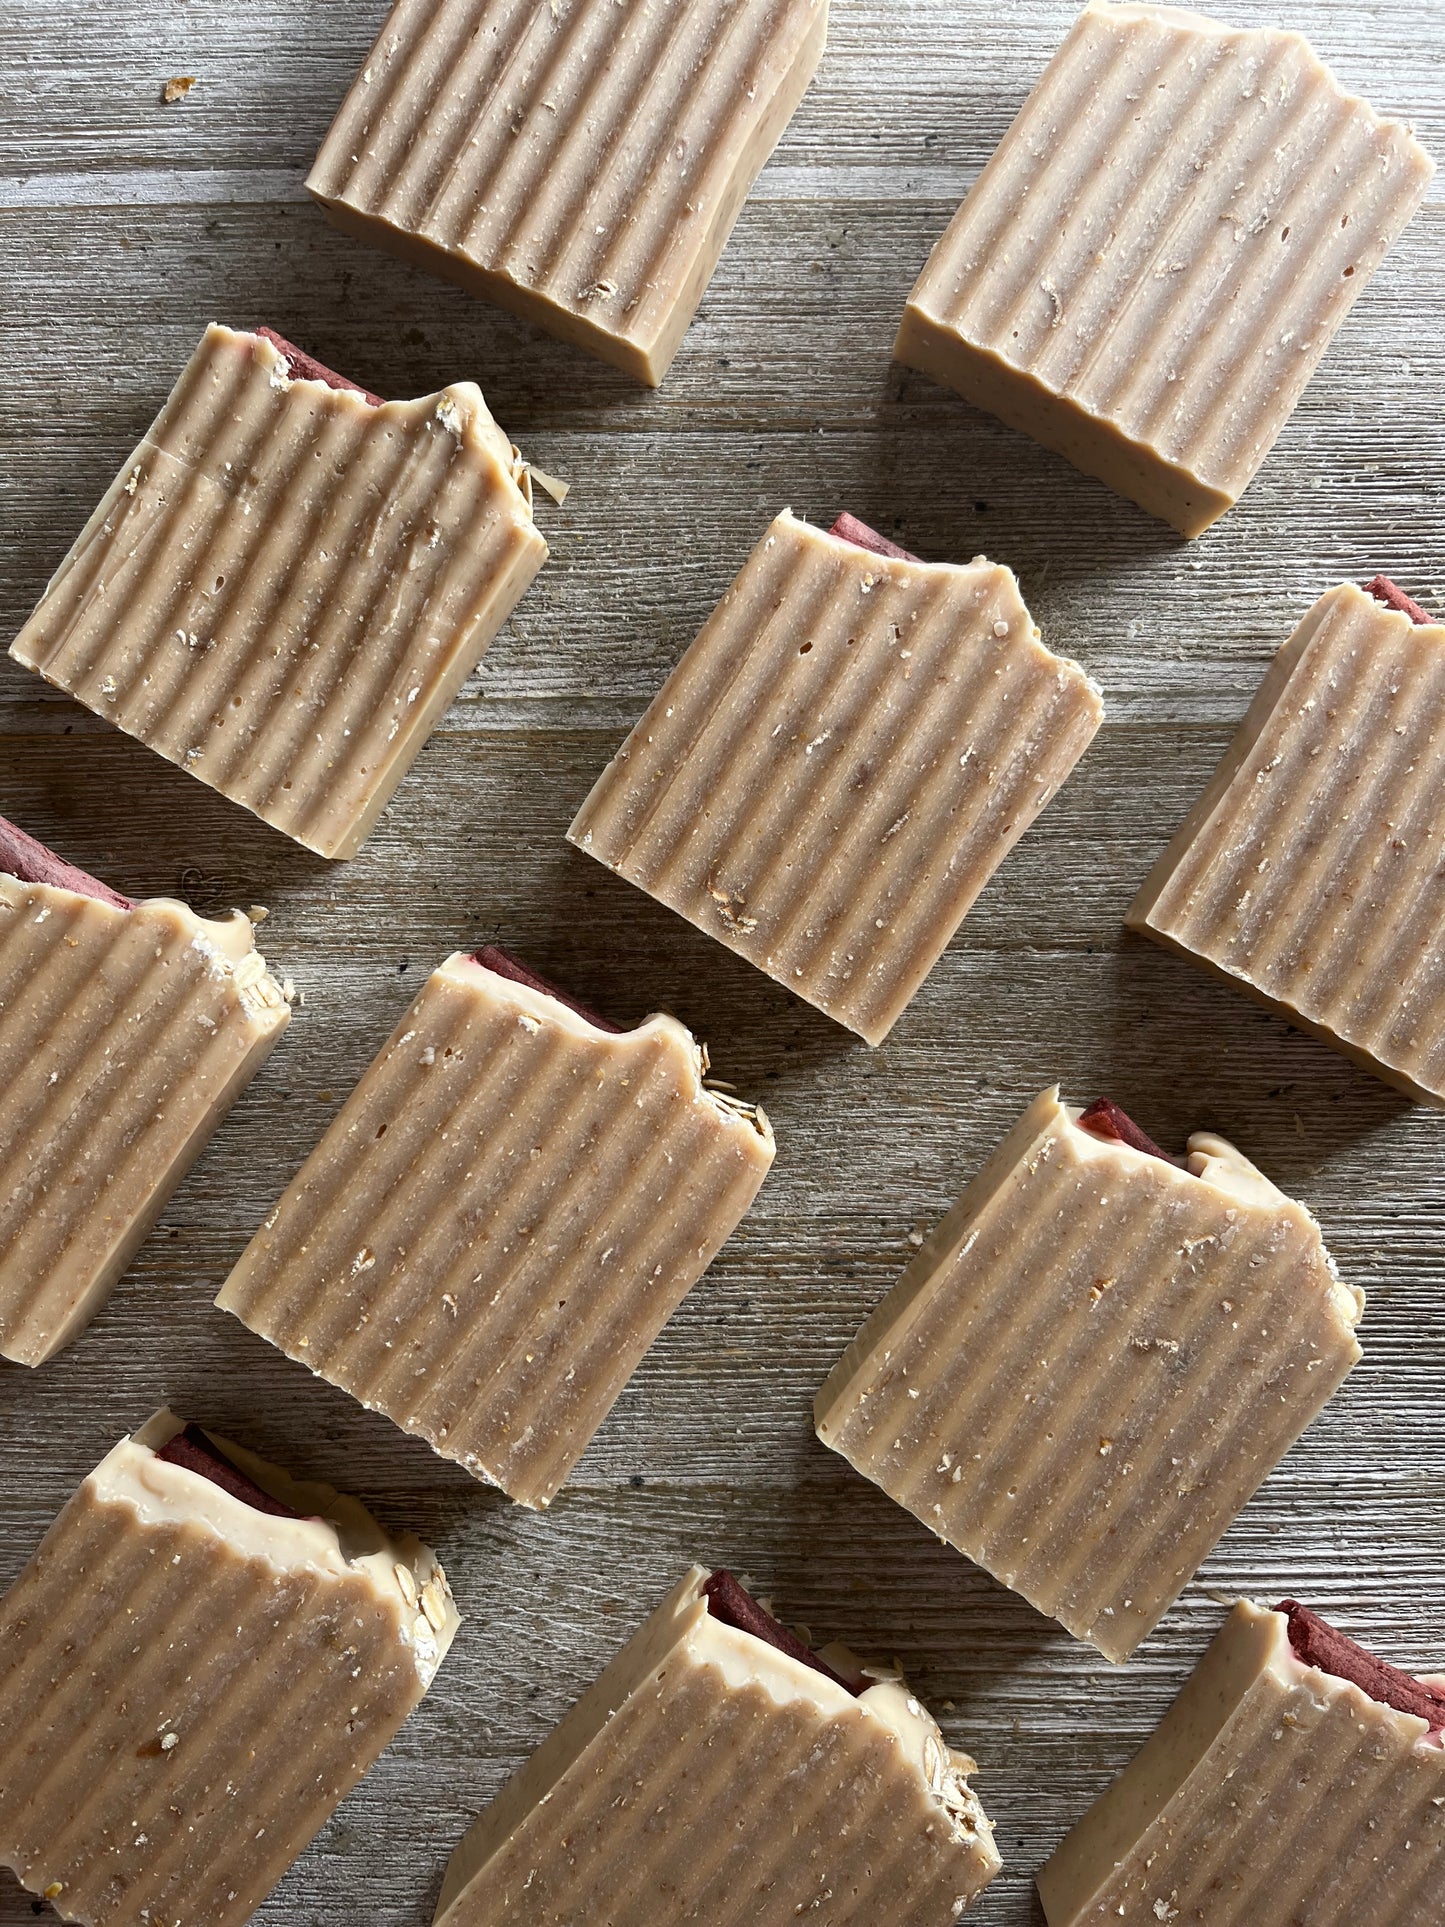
[814,1086,1362,1662]
[307,0,829,386]
[8,324,547,858]
[0,816,289,1366]
[568,510,1103,1044]
[217,949,774,1508]
[895,2,1434,536]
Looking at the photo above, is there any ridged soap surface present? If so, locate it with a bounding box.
[8,325,546,859]
[0,1477,423,1927]
[814,1089,1361,1662]
[437,1572,999,1926]
[898,2,1433,534]
[307,0,828,384]
[1129,586,1445,1106]
[0,880,288,1366]
[568,512,1102,1044]
[217,956,774,1509]
[1040,1605,1445,1925]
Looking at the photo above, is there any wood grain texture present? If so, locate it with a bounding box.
[1,3,1442,1923]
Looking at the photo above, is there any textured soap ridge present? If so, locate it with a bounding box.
[0,1436,444,1927]
[435,1567,999,1926]
[1037,1602,1445,1925]
[1129,584,1445,1106]
[568,511,1102,1045]
[8,324,546,859]
[897,2,1434,535]
[218,954,774,1508]
[815,1088,1361,1662]
[307,0,828,385]
[0,880,289,1366]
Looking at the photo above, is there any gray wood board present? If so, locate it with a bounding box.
[1,2,1443,1922]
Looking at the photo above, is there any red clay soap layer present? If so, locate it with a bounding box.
[156,1423,303,1520]
[1076,1098,1183,1168]
[1278,1599,1445,1731]
[0,814,134,911]
[254,326,384,407]
[1363,576,1433,626]
[702,1569,863,1695]
[471,943,624,1034]
[828,513,922,564]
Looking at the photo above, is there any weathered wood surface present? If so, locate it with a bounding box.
[1,2,1442,1921]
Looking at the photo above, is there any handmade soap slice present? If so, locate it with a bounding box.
[217,948,774,1508]
[0,816,289,1367]
[568,510,1103,1044]
[0,1408,458,1927]
[1129,580,1445,1105]
[895,3,1434,537]
[433,1564,999,1926]
[8,323,547,858]
[1037,1599,1445,1925]
[307,0,828,387]
[814,1086,1361,1662]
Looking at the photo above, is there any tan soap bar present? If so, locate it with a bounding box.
[0,816,289,1366]
[1129,580,1445,1105]
[0,1408,458,1927]
[815,1087,1362,1662]
[1038,1599,1445,1925]
[8,324,547,858]
[895,3,1434,537]
[217,947,774,1508]
[307,0,828,387]
[569,511,1103,1044]
[434,1564,1000,1926]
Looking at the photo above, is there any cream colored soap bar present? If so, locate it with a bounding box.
[1129,580,1445,1105]
[815,1087,1361,1662]
[1038,1599,1445,1925]
[895,3,1434,537]
[218,948,774,1508]
[0,818,289,1366]
[0,1408,458,1927]
[8,324,547,858]
[569,511,1103,1044]
[307,0,828,387]
[434,1564,1000,1926]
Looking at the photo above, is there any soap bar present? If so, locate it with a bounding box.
[0,819,289,1366]
[432,1564,1000,1926]
[307,0,828,387]
[217,949,774,1508]
[895,3,1434,538]
[1037,1599,1445,1925]
[0,1408,458,1927]
[568,510,1103,1044]
[1128,580,1445,1105]
[8,324,547,859]
[814,1086,1362,1662]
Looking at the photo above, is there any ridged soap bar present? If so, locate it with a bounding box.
[217,950,774,1508]
[0,1409,458,1927]
[815,1087,1362,1662]
[895,3,1434,536]
[1129,581,1445,1105]
[569,511,1103,1044]
[1038,1600,1445,1925]
[0,826,289,1367]
[8,324,547,858]
[434,1565,1000,1926]
[307,0,828,386]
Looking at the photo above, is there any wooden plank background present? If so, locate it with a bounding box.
[1,3,1442,1921]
